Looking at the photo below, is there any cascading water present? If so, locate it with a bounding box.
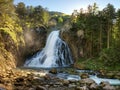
[24,30,73,68]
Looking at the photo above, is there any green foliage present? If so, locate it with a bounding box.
[99,47,120,66]
[0,28,17,43]
[15,2,26,18]
[15,3,50,28]
[0,0,24,46]
[76,57,120,71]
[58,17,63,23]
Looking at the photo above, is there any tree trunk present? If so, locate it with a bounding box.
[107,23,110,49]
[90,32,92,57]
[99,24,102,50]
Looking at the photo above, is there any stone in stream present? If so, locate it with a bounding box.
[100,81,116,90]
[49,68,57,74]
[89,83,98,89]
[79,78,96,86]
[76,86,89,90]
[0,84,6,90]
[62,79,69,86]
[80,73,89,79]
[36,85,47,90]
[102,85,116,90]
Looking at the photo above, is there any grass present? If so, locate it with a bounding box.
[75,57,120,71]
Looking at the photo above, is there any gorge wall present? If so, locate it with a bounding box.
[0,28,47,72]
[61,30,84,61]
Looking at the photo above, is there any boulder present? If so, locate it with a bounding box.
[100,81,110,87]
[103,85,115,90]
[100,81,116,90]
[36,85,47,90]
[79,78,95,86]
[89,83,98,89]
[0,84,6,90]
[62,79,69,86]
[49,68,57,74]
[76,86,89,90]
[80,73,89,79]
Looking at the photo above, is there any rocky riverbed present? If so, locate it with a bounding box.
[0,68,120,90]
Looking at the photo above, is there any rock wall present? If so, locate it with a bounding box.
[22,29,47,65]
[0,28,47,71]
[61,30,84,61]
[0,32,17,71]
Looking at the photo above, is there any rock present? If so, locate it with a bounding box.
[62,79,69,86]
[100,81,110,87]
[100,81,116,90]
[80,73,89,79]
[69,79,78,83]
[44,74,51,80]
[28,88,36,90]
[103,85,115,90]
[0,84,6,90]
[36,86,47,90]
[49,68,57,74]
[68,84,76,88]
[106,72,115,79]
[79,78,95,86]
[76,86,89,90]
[89,83,98,89]
[15,77,24,83]
[115,72,120,79]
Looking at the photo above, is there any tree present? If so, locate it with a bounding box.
[42,8,50,26]
[113,9,120,47]
[103,4,115,48]
[15,2,26,19]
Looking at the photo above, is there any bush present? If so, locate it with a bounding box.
[99,47,120,66]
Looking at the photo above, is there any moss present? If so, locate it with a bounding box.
[0,28,18,44]
[0,26,25,47]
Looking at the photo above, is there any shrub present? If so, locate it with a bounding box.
[99,47,120,66]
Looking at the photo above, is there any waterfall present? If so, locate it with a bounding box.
[24,30,73,68]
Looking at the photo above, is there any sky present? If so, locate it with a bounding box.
[14,0,120,15]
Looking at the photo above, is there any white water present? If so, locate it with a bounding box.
[56,72,120,85]
[90,75,120,85]
[24,30,73,68]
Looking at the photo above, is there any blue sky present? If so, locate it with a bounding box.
[14,0,120,15]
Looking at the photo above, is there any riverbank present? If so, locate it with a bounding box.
[0,68,120,90]
[74,58,120,79]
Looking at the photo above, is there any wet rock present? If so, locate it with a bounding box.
[80,73,89,79]
[79,78,95,86]
[115,72,120,79]
[28,88,35,90]
[68,84,76,88]
[103,85,115,90]
[0,84,6,90]
[15,77,24,83]
[62,79,69,86]
[76,86,89,90]
[100,81,110,87]
[69,79,77,83]
[36,85,47,90]
[100,81,116,90]
[106,72,115,79]
[44,74,51,80]
[49,68,57,74]
[89,83,98,89]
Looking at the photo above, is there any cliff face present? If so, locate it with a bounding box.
[61,30,84,61]
[0,32,18,71]
[0,28,47,71]
[22,29,47,65]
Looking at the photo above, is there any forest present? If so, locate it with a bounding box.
[0,0,120,90]
[0,0,120,71]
